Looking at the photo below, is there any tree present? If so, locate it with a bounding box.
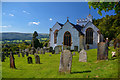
[88,2,120,15]
[31,31,41,49]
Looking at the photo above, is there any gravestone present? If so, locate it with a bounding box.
[10,52,16,68]
[35,55,40,64]
[1,52,5,62]
[18,53,20,57]
[73,52,76,56]
[36,47,40,54]
[27,57,33,64]
[31,47,36,55]
[59,50,72,74]
[79,49,87,62]
[55,46,59,54]
[22,50,25,57]
[97,42,108,60]
[26,52,29,56]
[49,47,53,52]
[42,48,45,54]
[52,50,55,54]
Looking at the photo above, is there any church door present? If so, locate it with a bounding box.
[64,31,71,46]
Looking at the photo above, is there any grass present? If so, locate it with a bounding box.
[2,47,118,78]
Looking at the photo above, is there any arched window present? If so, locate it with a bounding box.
[86,28,93,44]
[64,31,71,46]
[54,30,58,44]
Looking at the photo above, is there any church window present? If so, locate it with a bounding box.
[64,31,71,46]
[86,28,93,44]
[54,30,58,44]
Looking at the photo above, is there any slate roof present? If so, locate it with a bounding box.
[69,22,84,35]
[57,22,64,27]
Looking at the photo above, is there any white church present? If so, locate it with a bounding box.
[49,14,103,51]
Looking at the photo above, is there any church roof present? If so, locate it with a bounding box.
[69,22,84,35]
[57,22,64,27]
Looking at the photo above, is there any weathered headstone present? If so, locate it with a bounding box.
[10,52,16,68]
[59,50,72,74]
[79,49,87,62]
[55,46,59,54]
[36,47,40,54]
[1,52,5,62]
[97,42,108,60]
[35,55,40,64]
[27,57,33,64]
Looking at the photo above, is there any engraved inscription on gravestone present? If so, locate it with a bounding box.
[79,49,87,62]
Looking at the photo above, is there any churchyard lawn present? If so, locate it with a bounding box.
[2,47,118,78]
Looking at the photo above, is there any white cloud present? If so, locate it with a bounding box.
[9,13,14,16]
[0,25,11,28]
[49,18,52,21]
[23,10,30,14]
[28,22,40,26]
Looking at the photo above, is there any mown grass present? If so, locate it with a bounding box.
[2,47,118,78]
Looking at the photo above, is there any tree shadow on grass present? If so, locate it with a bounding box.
[71,70,91,74]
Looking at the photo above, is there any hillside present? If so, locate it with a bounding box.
[1,32,49,41]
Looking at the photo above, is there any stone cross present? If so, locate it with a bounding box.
[59,50,72,74]
[10,52,16,68]
[35,55,40,64]
[27,57,33,64]
[79,49,87,62]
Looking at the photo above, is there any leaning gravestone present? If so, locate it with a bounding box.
[55,46,59,54]
[27,57,33,64]
[97,42,108,60]
[10,52,16,68]
[79,49,87,62]
[35,55,40,64]
[59,50,72,74]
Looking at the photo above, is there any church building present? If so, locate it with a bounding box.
[49,14,103,51]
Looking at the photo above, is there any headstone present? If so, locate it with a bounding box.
[10,52,16,68]
[73,52,76,56]
[22,50,25,57]
[26,52,29,56]
[52,50,55,54]
[31,47,36,55]
[36,47,40,54]
[18,53,20,57]
[59,50,72,74]
[79,49,87,62]
[1,52,5,62]
[55,46,59,54]
[49,47,53,52]
[35,55,40,64]
[97,42,108,60]
[42,48,45,54]
[27,57,33,64]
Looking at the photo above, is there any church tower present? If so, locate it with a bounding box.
[87,14,93,22]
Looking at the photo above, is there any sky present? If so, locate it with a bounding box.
[1,2,116,33]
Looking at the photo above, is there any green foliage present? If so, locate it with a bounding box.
[93,14,120,40]
[2,48,118,78]
[88,2,120,15]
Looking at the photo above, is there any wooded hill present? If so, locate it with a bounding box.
[1,32,49,41]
